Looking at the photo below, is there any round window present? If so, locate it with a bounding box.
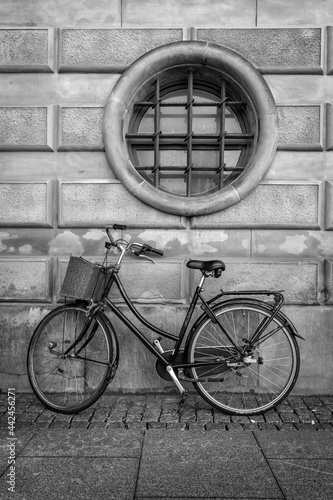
[104,42,278,216]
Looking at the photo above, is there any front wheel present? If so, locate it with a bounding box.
[186,301,300,415]
[27,303,119,414]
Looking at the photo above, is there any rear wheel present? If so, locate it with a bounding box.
[27,303,118,413]
[186,301,300,415]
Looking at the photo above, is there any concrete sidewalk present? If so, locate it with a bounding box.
[1,392,333,499]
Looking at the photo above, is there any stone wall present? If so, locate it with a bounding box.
[1,0,333,394]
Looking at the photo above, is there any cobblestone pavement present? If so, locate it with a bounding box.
[1,391,333,431]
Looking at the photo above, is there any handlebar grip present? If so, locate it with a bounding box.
[145,244,164,256]
[151,248,164,256]
[113,224,127,231]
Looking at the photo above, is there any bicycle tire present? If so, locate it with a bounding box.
[186,300,300,415]
[27,303,119,414]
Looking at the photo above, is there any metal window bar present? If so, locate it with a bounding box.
[127,81,253,195]
[217,79,227,189]
[185,71,194,196]
[152,78,161,188]
[127,133,253,144]
[134,101,246,108]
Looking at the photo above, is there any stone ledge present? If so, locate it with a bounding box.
[0,27,55,73]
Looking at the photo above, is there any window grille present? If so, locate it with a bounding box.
[103,41,278,216]
[126,70,255,198]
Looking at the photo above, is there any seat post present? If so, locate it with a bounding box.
[198,272,208,290]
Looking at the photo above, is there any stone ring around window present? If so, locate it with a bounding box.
[103,41,279,217]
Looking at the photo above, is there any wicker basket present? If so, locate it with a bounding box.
[60,256,110,301]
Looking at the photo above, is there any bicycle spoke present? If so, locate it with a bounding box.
[188,301,299,415]
[28,304,117,413]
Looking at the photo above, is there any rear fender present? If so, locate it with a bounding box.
[186,297,304,352]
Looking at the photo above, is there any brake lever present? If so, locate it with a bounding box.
[137,254,155,264]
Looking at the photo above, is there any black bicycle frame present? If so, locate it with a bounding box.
[104,271,246,371]
[64,267,288,372]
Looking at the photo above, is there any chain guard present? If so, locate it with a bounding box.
[155,350,185,381]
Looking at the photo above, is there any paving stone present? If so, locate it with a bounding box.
[206,422,227,431]
[0,428,36,475]
[276,423,297,431]
[268,459,333,500]
[316,423,333,431]
[280,413,300,423]
[0,457,139,500]
[254,430,333,459]
[214,412,231,424]
[146,421,167,430]
[20,428,144,457]
[136,430,282,498]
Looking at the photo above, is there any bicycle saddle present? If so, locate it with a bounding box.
[186,259,226,277]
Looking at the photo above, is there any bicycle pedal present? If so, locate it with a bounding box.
[180,391,188,404]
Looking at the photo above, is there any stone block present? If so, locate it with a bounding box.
[0,181,54,227]
[192,183,321,229]
[264,75,329,106]
[326,104,333,151]
[278,105,323,150]
[0,305,51,390]
[59,181,184,227]
[0,106,54,151]
[115,261,183,302]
[0,74,119,107]
[58,258,184,303]
[193,259,322,304]
[0,27,55,72]
[59,28,184,72]
[0,0,121,26]
[323,260,333,304]
[252,230,333,260]
[265,151,325,181]
[128,228,251,259]
[328,26,333,75]
[257,1,333,27]
[194,28,323,73]
[122,0,256,27]
[325,181,333,229]
[0,258,51,301]
[58,106,104,151]
[287,310,333,393]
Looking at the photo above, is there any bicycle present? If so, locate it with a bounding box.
[27,224,303,416]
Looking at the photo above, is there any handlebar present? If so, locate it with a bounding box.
[132,243,164,257]
[105,224,164,258]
